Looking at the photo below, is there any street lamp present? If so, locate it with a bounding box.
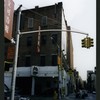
[10,5,22,100]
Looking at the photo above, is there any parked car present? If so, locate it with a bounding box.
[82,90,88,97]
[80,90,88,99]
[75,89,88,99]
[4,84,30,100]
[75,91,81,98]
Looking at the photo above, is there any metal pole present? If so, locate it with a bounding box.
[11,5,22,100]
[50,37,61,99]
[58,47,62,100]
[51,37,62,100]
[20,29,89,36]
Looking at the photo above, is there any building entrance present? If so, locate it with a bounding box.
[34,77,58,96]
[16,77,32,95]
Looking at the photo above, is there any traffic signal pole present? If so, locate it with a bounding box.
[50,37,61,99]
[20,29,89,36]
[10,5,22,100]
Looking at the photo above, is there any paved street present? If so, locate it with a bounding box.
[30,93,96,100]
[65,93,96,100]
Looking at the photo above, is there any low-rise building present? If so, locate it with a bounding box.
[4,2,74,96]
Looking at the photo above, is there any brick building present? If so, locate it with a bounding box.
[4,2,74,96]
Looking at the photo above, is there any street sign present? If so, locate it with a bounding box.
[4,0,14,40]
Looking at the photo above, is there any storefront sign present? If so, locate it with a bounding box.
[4,0,14,40]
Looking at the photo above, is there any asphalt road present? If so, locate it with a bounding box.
[65,93,96,100]
[30,93,96,100]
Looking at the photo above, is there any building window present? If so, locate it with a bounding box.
[28,18,33,28]
[40,55,45,66]
[41,16,47,26]
[27,36,32,46]
[25,56,31,66]
[41,35,46,45]
[52,55,57,66]
[51,34,57,44]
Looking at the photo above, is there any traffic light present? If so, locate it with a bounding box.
[81,37,94,48]
[86,37,91,48]
[86,37,94,48]
[90,38,94,47]
[81,38,86,48]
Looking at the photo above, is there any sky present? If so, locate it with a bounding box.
[13,0,96,80]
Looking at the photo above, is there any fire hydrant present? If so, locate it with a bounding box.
[53,91,58,100]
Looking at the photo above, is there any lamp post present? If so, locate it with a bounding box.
[10,5,22,100]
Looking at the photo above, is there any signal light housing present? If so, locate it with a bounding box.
[81,37,94,48]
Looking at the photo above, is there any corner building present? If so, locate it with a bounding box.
[5,2,74,97]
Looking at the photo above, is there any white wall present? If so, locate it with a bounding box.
[31,66,58,77]
[4,72,12,89]
[9,66,58,77]
[61,8,67,56]
[16,67,31,77]
[5,66,70,96]
[62,70,70,96]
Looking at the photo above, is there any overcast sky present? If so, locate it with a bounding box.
[13,0,96,80]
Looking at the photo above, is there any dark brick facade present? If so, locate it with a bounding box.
[16,2,63,67]
[5,2,73,72]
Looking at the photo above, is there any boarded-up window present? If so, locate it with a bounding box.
[40,55,45,66]
[52,55,57,66]
[41,16,47,26]
[25,56,31,66]
[27,36,32,46]
[28,18,33,28]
